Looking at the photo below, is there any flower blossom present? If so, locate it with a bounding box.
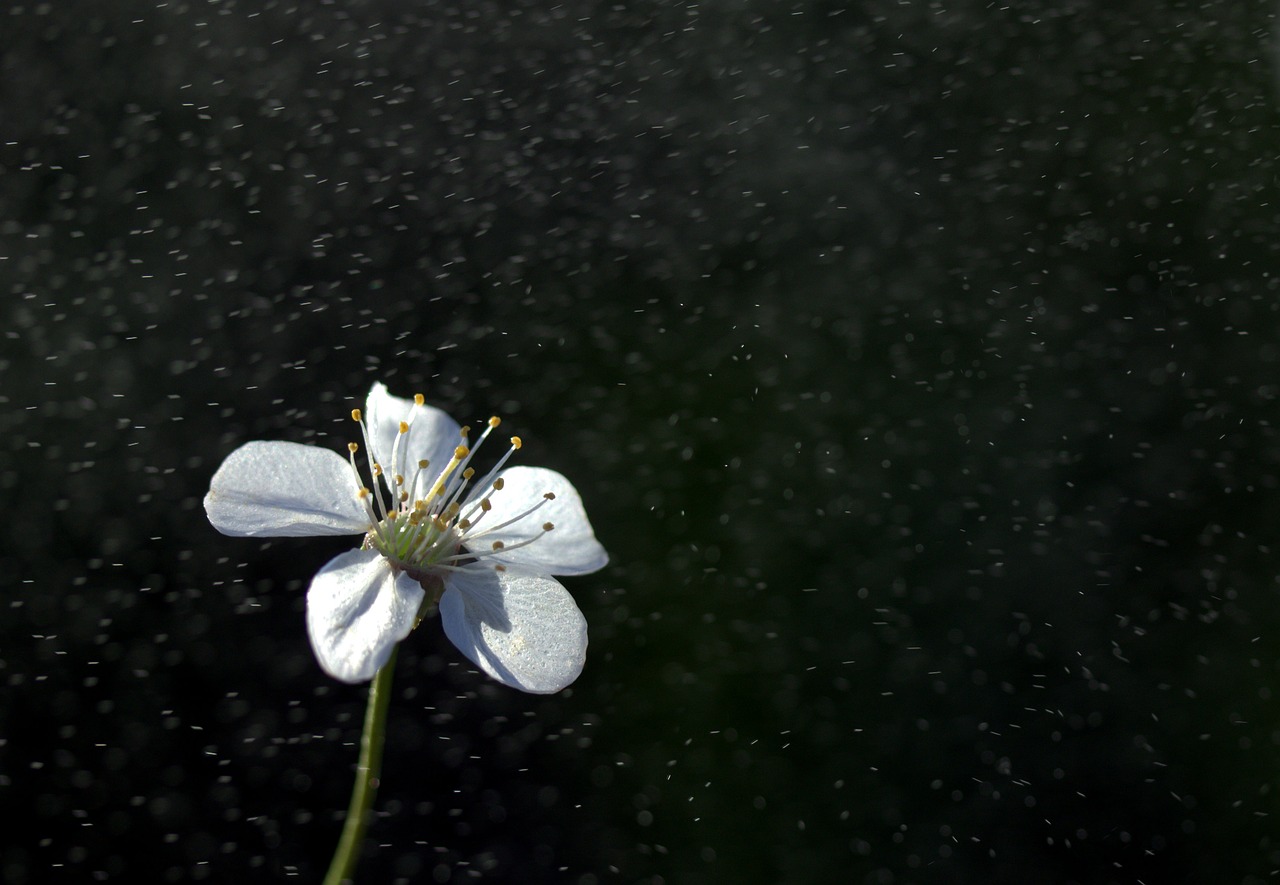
[203,383,608,693]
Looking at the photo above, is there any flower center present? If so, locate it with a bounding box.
[343,395,556,581]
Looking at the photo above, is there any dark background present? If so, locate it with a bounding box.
[4,1,1280,882]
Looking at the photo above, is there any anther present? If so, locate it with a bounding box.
[488,416,501,428]
[418,459,429,469]
[510,436,522,450]
[454,445,470,459]
[493,478,505,491]
[462,467,475,480]
[414,394,425,406]
[492,541,505,550]
[543,492,556,500]
[480,498,492,512]
[543,522,555,532]
[373,464,383,476]
[348,442,359,453]
[399,421,409,434]
[395,474,404,485]
[351,409,362,422]
[358,488,371,499]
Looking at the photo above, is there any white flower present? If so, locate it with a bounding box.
[203,382,608,693]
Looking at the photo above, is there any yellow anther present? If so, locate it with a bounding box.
[414,393,425,406]
[447,502,460,517]
[454,445,469,459]
[492,541,505,550]
[543,492,556,500]
[351,408,362,422]
[542,522,555,532]
[510,436,522,450]
[348,442,359,453]
[418,459,429,469]
[488,416,501,428]
[458,518,471,530]
[480,498,492,512]
[373,464,383,476]
[460,426,470,438]
[357,487,371,499]
[399,421,409,434]
[433,483,446,497]
[395,474,404,485]
[462,467,475,480]
[493,478,505,491]
[399,491,409,502]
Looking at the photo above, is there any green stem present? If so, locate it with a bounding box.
[322,648,397,885]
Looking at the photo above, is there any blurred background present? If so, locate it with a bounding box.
[3,0,1280,882]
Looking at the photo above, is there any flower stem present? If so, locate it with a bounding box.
[322,649,397,885]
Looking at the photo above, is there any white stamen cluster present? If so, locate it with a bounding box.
[345,395,556,582]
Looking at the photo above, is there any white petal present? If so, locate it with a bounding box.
[204,440,370,537]
[305,549,425,683]
[439,568,587,693]
[365,382,463,484]
[463,466,608,576]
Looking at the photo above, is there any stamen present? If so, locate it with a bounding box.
[465,494,555,540]
[345,445,372,516]
[445,523,553,563]
[388,413,414,492]
[452,417,516,523]
[406,458,430,504]
[463,445,516,512]
[414,393,425,406]
[461,416,501,466]
[354,486,387,544]
[437,463,478,518]
[350,408,386,520]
